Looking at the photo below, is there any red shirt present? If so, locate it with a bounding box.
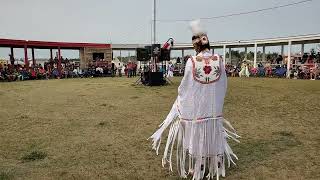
[39,68,45,74]
[127,63,133,70]
[31,71,36,77]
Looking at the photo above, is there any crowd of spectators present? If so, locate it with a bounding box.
[1,52,319,82]
[124,62,138,78]
[1,63,48,82]
[0,57,141,82]
[224,52,320,79]
[0,57,81,82]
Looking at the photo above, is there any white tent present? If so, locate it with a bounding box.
[112,57,124,73]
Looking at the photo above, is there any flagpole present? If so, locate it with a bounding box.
[153,0,156,45]
[153,0,157,71]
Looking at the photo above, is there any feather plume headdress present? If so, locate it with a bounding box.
[190,19,210,53]
[190,19,206,36]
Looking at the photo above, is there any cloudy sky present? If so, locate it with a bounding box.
[0,0,319,58]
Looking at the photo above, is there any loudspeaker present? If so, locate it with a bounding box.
[136,48,149,61]
[152,44,161,57]
[159,48,170,61]
[145,45,152,58]
[142,72,165,86]
[93,53,104,61]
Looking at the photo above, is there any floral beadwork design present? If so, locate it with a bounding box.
[195,67,202,78]
[192,55,221,84]
[213,66,220,77]
[203,66,212,75]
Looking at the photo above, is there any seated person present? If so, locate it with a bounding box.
[293,70,298,79]
[72,68,79,77]
[52,69,59,78]
[316,52,320,63]
[30,69,37,80]
[275,66,286,77]
[258,65,265,77]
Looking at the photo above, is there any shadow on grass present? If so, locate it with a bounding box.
[100,103,116,109]
[97,121,112,127]
[21,150,47,162]
[228,131,301,174]
[130,96,140,99]
[0,170,14,180]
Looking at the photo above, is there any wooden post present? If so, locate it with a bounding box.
[287,41,292,78]
[58,47,62,78]
[24,45,29,68]
[223,45,226,65]
[262,45,266,62]
[10,47,14,65]
[50,49,53,60]
[32,48,35,66]
[254,43,257,68]
[228,47,232,64]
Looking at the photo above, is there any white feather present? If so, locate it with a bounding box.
[190,19,205,35]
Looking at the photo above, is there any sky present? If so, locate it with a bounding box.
[0,0,319,59]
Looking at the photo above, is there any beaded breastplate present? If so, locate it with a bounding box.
[191,54,221,84]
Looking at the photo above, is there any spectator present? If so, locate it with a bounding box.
[132,63,137,77]
[167,63,174,78]
[276,55,283,64]
[72,68,79,78]
[30,68,37,80]
[127,62,133,78]
[118,63,122,77]
[124,65,128,77]
[316,52,320,63]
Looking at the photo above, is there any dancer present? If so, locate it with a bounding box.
[149,20,239,180]
[167,62,174,78]
[239,60,250,77]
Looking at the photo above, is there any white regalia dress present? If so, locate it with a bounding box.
[167,64,174,78]
[149,51,239,180]
[239,63,249,77]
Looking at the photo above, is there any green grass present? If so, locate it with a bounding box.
[0,77,319,180]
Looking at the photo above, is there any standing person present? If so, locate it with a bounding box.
[276,55,283,64]
[133,62,137,77]
[111,63,116,77]
[316,52,320,63]
[131,62,135,77]
[124,65,128,77]
[118,63,122,77]
[149,20,239,180]
[127,62,132,78]
[9,54,14,65]
[167,62,174,78]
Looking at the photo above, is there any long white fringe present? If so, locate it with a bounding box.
[149,116,240,180]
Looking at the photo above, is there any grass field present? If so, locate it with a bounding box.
[0,77,319,180]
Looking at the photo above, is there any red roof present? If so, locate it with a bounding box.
[0,38,111,49]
